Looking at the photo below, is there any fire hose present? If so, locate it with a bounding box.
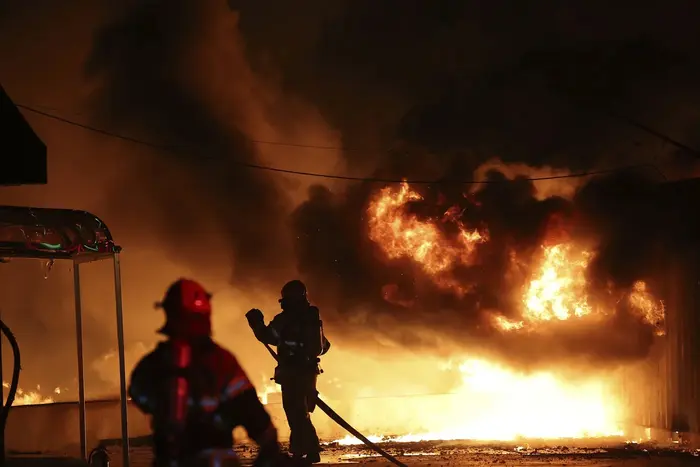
[0,318,21,466]
[261,343,408,467]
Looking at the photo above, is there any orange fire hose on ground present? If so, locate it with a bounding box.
[261,342,408,467]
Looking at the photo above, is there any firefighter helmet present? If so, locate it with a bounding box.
[156,279,212,336]
[279,279,308,310]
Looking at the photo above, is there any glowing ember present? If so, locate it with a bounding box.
[333,358,624,444]
[367,182,487,293]
[2,381,60,405]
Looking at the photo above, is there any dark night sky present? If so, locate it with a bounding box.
[234,0,700,170]
[1,0,700,394]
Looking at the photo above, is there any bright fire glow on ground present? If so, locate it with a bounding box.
[331,357,624,445]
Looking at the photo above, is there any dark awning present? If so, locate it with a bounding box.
[0,84,47,185]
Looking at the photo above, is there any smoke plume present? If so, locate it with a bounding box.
[85,0,338,287]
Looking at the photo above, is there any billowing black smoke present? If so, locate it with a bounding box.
[291,167,666,368]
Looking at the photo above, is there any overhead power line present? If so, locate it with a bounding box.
[16,103,376,151]
[17,103,661,185]
[605,108,700,158]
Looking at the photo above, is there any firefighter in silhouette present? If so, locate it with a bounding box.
[246,280,330,465]
[129,279,284,467]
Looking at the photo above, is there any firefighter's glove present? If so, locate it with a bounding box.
[246,308,265,328]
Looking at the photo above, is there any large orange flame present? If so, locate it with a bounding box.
[495,245,665,332]
[523,244,593,321]
[366,181,666,331]
[367,182,487,294]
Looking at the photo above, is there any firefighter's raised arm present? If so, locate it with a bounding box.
[246,308,281,346]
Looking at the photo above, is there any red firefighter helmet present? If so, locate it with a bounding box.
[156,279,213,337]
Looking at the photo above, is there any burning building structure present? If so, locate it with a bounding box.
[620,176,700,441]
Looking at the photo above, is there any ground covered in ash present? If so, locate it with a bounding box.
[318,441,700,466]
[164,441,700,467]
[16,440,700,467]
